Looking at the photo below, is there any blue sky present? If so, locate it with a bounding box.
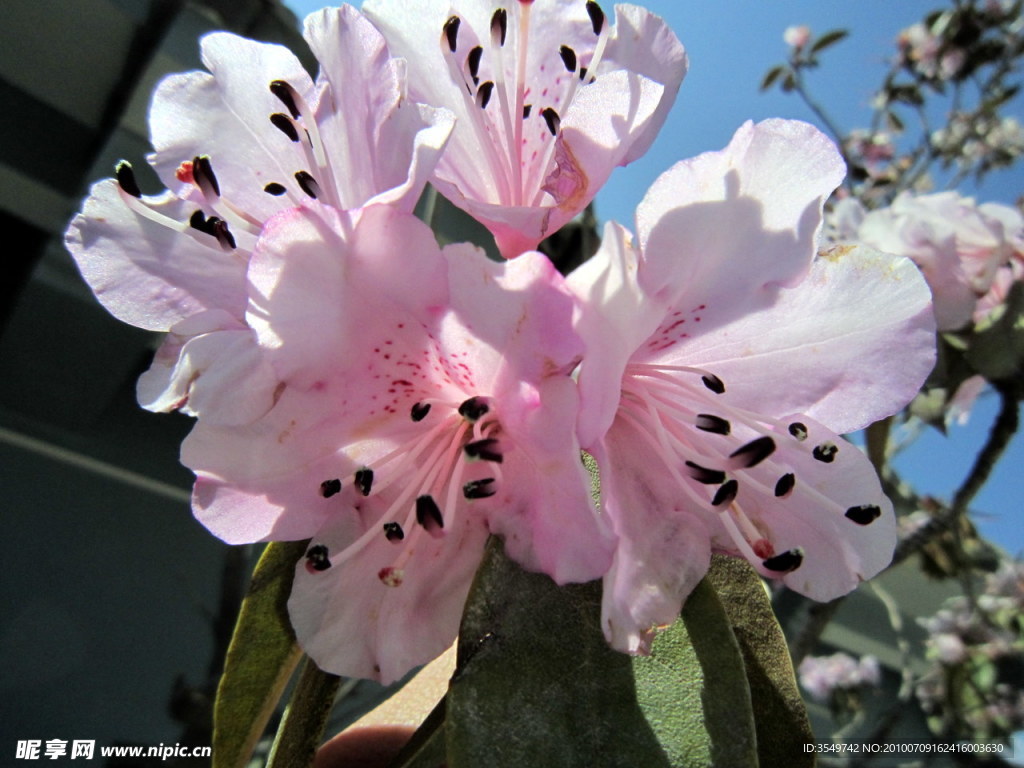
[283,0,1022,556]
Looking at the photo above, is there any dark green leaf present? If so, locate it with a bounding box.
[414,184,500,260]
[705,555,815,768]
[965,280,1024,383]
[810,29,849,54]
[213,541,306,768]
[634,575,759,767]
[782,73,796,92]
[446,538,758,768]
[760,65,785,91]
[266,659,341,768]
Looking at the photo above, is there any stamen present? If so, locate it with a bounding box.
[189,210,209,232]
[444,15,461,53]
[468,45,483,84]
[762,548,804,573]
[294,171,320,199]
[845,504,882,525]
[264,182,287,196]
[541,107,561,136]
[812,442,838,463]
[490,8,508,46]
[192,155,221,198]
[728,436,776,468]
[684,461,726,485]
[559,45,577,72]
[411,402,432,422]
[586,0,605,35]
[378,566,404,587]
[383,521,405,541]
[458,396,490,421]
[774,473,796,498]
[711,479,739,507]
[416,494,445,535]
[211,218,236,250]
[788,422,809,441]
[463,478,497,499]
[319,478,341,498]
[355,468,374,497]
[522,104,532,118]
[465,438,503,463]
[476,81,495,109]
[702,374,726,394]
[269,80,301,119]
[695,414,731,435]
[115,161,142,198]
[270,113,300,142]
[305,544,331,572]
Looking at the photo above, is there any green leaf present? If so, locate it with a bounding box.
[705,556,814,768]
[266,659,341,768]
[446,538,758,768]
[634,576,759,767]
[213,541,307,768]
[965,281,1024,384]
[415,184,501,261]
[760,65,785,91]
[810,29,849,55]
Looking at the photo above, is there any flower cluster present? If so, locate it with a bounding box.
[798,651,881,703]
[916,560,1024,742]
[66,2,935,682]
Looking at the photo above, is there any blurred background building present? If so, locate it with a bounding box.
[0,0,312,757]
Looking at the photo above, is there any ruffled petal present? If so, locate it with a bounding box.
[149,33,315,221]
[656,244,936,434]
[706,415,897,601]
[303,6,455,212]
[137,309,279,425]
[594,431,713,654]
[602,3,688,164]
[289,498,489,682]
[567,220,667,448]
[65,180,247,331]
[636,119,846,326]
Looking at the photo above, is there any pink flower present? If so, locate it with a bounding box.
[65,6,454,424]
[783,25,811,51]
[364,0,687,257]
[568,119,936,653]
[798,652,881,701]
[183,203,613,681]
[847,191,1023,330]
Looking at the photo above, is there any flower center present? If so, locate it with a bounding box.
[304,395,504,587]
[439,1,609,206]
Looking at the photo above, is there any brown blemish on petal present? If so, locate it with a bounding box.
[541,138,588,212]
[819,244,856,262]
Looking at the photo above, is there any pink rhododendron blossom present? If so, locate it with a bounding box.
[568,119,936,653]
[783,25,811,51]
[798,652,881,702]
[364,0,687,257]
[836,191,1024,330]
[182,203,613,681]
[65,5,453,425]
